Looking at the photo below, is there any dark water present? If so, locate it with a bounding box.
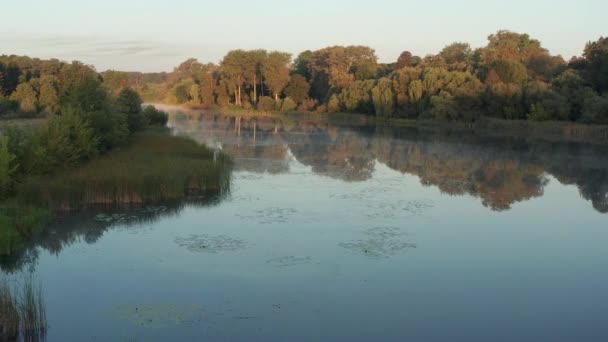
[3,110,608,341]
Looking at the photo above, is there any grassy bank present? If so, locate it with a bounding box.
[415,117,608,145]
[0,131,232,257]
[18,131,232,209]
[157,104,608,144]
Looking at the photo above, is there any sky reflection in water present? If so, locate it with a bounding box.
[3,111,608,341]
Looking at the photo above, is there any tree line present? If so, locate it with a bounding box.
[1,30,607,125]
[93,31,608,124]
[0,55,169,202]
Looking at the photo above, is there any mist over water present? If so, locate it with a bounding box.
[2,109,608,341]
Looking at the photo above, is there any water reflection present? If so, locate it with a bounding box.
[0,193,228,273]
[168,110,608,213]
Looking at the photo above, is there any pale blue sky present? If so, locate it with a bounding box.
[0,0,605,72]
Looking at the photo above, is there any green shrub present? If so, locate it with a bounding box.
[115,87,145,133]
[143,106,169,126]
[280,97,297,113]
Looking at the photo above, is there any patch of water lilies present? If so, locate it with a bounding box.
[113,303,204,328]
[339,226,417,258]
[266,256,316,268]
[174,235,247,253]
[236,207,298,224]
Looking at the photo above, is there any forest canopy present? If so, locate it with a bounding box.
[1,30,608,124]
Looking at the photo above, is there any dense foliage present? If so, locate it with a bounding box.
[0,63,171,244]
[87,31,608,124]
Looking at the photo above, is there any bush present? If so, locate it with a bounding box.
[0,99,19,117]
[257,96,275,112]
[143,106,169,126]
[32,109,99,171]
[581,94,608,124]
[0,136,18,197]
[298,99,317,112]
[327,94,341,113]
[280,97,297,113]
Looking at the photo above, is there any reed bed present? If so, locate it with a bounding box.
[0,277,46,342]
[17,132,232,210]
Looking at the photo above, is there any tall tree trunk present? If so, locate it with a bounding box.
[237,85,242,106]
[274,92,279,102]
[253,74,257,104]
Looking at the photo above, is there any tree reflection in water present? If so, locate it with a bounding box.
[170,111,608,214]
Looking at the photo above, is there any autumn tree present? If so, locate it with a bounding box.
[482,30,548,64]
[10,82,38,113]
[396,51,415,69]
[39,75,60,114]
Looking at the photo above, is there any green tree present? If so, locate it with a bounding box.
[309,46,377,99]
[293,50,313,79]
[280,97,297,113]
[189,84,202,104]
[439,42,473,71]
[489,60,528,85]
[262,52,292,101]
[0,136,18,197]
[284,75,310,104]
[372,78,394,118]
[39,76,60,114]
[582,37,608,93]
[35,109,99,170]
[116,87,145,133]
[221,50,248,106]
[581,94,608,124]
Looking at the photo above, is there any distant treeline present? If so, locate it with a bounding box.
[1,30,607,124]
[87,30,608,124]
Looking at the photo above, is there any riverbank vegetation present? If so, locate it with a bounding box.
[0,277,46,341]
[89,31,608,126]
[0,61,231,258]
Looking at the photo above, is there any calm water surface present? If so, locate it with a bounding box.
[3,110,608,341]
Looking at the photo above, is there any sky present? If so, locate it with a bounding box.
[0,0,606,72]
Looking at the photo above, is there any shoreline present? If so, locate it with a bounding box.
[152,104,608,145]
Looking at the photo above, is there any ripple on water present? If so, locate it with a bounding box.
[174,234,246,253]
[339,226,416,258]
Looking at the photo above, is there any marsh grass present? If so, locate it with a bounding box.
[0,281,19,341]
[0,277,46,342]
[17,277,46,342]
[17,132,232,210]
